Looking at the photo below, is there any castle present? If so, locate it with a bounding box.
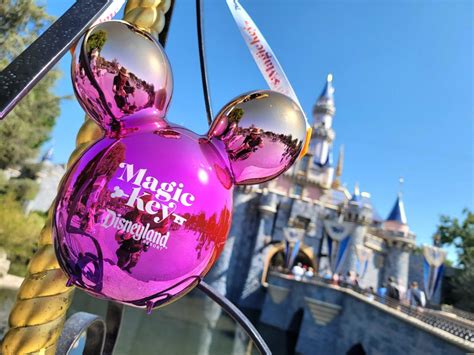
[208,74,433,310]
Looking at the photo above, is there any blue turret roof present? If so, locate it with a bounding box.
[350,183,360,202]
[41,147,54,162]
[318,74,334,103]
[319,74,335,101]
[386,195,407,224]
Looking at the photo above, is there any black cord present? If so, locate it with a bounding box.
[159,0,176,47]
[196,0,213,126]
[197,281,272,355]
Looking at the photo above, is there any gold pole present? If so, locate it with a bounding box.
[1,1,171,353]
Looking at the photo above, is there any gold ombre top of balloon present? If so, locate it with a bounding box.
[209,90,307,185]
[72,20,173,133]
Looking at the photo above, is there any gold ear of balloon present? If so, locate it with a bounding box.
[1,316,65,355]
[38,220,53,246]
[125,0,162,10]
[9,293,73,328]
[125,0,171,15]
[150,10,166,38]
[124,6,158,31]
[67,143,92,168]
[47,202,55,220]
[76,118,103,146]
[157,0,171,13]
[124,0,170,35]
[17,269,71,300]
[27,245,61,274]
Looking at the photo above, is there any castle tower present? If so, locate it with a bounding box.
[299,73,337,189]
[238,191,278,309]
[268,74,338,195]
[339,184,373,275]
[332,145,344,189]
[381,182,416,291]
[310,74,336,166]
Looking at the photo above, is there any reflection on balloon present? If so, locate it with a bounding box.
[71,20,172,133]
[54,20,308,312]
[54,134,233,310]
[209,91,306,185]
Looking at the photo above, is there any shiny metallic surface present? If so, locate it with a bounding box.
[54,130,233,309]
[56,312,106,355]
[55,20,305,313]
[72,21,172,132]
[208,90,307,185]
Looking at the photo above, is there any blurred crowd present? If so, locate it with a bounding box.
[287,263,427,309]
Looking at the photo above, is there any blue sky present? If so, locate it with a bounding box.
[44,1,472,261]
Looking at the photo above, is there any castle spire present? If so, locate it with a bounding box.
[386,178,407,225]
[41,147,54,162]
[313,73,335,116]
[311,74,336,167]
[351,182,360,202]
[332,145,344,188]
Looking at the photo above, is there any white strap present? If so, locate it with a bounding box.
[226,0,308,126]
[93,0,126,26]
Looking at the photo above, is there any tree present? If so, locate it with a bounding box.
[436,209,474,311]
[437,209,474,267]
[86,29,107,53]
[0,1,63,275]
[0,194,43,276]
[0,0,62,169]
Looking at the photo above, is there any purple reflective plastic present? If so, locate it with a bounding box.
[71,20,172,133]
[53,20,307,310]
[209,91,307,185]
[54,129,233,308]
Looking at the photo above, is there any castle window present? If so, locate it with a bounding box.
[293,215,310,230]
[293,183,303,197]
[298,155,309,173]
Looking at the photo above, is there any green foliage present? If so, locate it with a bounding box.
[9,178,39,202]
[0,0,53,62]
[436,209,474,311]
[451,261,474,311]
[86,30,108,53]
[0,1,62,275]
[19,162,42,180]
[444,258,453,267]
[437,209,474,267]
[0,0,62,169]
[0,194,44,276]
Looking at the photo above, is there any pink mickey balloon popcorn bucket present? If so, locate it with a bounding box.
[53,20,307,312]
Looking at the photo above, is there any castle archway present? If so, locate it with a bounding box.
[261,242,315,286]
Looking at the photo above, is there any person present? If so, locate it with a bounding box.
[291,263,305,281]
[346,271,359,289]
[113,67,135,113]
[378,283,387,298]
[387,276,400,301]
[305,267,314,279]
[367,287,376,301]
[406,281,426,308]
[232,127,264,160]
[322,269,332,281]
[338,272,345,286]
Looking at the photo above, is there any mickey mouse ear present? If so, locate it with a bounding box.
[72,21,173,132]
[208,90,307,185]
